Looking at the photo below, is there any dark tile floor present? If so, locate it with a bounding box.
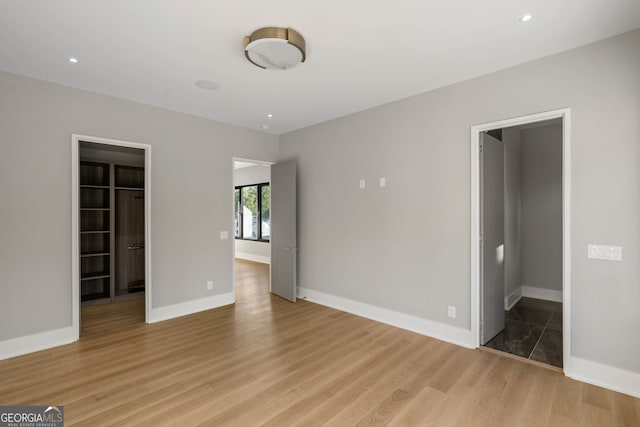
[485,297,563,368]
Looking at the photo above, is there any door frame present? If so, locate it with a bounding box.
[71,134,152,338]
[470,108,571,371]
[231,157,274,297]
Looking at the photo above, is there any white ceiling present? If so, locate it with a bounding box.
[0,1,638,135]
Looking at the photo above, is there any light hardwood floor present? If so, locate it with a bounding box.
[1,259,638,426]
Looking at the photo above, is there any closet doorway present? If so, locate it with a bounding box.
[71,135,152,338]
[471,109,571,370]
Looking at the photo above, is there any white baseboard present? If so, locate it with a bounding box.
[297,287,474,349]
[0,326,76,361]
[504,286,562,309]
[149,292,234,323]
[235,252,270,264]
[521,286,562,303]
[504,287,523,310]
[567,356,640,398]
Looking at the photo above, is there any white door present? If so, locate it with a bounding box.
[270,159,297,302]
[480,133,505,344]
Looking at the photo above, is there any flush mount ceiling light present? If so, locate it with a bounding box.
[244,27,306,70]
[519,14,533,22]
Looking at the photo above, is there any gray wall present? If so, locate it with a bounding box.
[233,165,271,261]
[503,128,522,297]
[279,30,640,372]
[520,124,563,291]
[0,71,278,340]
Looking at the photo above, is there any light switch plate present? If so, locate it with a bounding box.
[588,244,622,261]
[359,179,366,189]
[220,231,228,240]
[379,177,386,188]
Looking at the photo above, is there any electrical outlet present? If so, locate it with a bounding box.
[207,280,213,290]
[359,179,366,189]
[447,306,456,319]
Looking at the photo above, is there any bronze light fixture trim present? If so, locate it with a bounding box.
[244,27,306,70]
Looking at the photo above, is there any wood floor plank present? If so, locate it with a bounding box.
[175,329,394,426]
[306,339,455,427]
[547,412,580,427]
[473,355,516,410]
[360,347,480,426]
[321,338,444,426]
[386,385,446,427]
[200,331,420,426]
[422,382,488,427]
[579,402,612,427]
[483,357,537,425]
[518,367,560,426]
[262,330,428,427]
[583,383,613,411]
[611,391,640,427]
[550,374,584,423]
[456,348,499,388]
[0,259,638,426]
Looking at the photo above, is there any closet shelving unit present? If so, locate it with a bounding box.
[79,161,145,305]
[79,161,113,304]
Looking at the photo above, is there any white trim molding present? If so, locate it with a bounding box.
[505,285,562,309]
[470,108,572,372]
[521,286,562,303]
[567,356,640,398]
[235,252,270,264]
[72,134,153,340]
[298,287,474,349]
[148,292,234,323]
[0,327,76,361]
[504,287,522,310]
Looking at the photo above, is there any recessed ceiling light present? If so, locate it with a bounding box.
[267,114,273,118]
[195,80,220,91]
[261,124,269,131]
[69,57,78,63]
[519,14,533,22]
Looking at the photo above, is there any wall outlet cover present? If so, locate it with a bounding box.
[447,306,456,319]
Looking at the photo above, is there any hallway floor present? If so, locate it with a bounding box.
[485,297,563,368]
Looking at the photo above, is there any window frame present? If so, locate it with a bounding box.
[234,182,270,242]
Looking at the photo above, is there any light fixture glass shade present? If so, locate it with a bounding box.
[244,27,306,70]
